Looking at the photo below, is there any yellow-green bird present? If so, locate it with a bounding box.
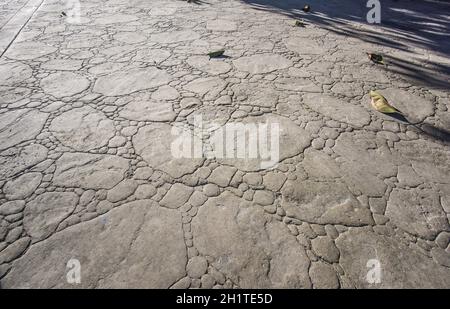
[370,90,403,115]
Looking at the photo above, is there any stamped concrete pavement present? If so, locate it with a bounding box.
[0,0,449,288]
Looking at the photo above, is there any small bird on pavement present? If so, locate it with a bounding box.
[367,52,385,65]
[207,49,225,58]
[302,5,310,13]
[369,90,403,115]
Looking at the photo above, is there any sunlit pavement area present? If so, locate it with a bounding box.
[0,0,449,288]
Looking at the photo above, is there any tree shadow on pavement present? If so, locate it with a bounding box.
[187,0,209,5]
[240,0,450,90]
[385,55,450,89]
[415,123,450,143]
[386,113,450,143]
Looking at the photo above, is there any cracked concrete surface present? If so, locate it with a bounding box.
[0,0,449,288]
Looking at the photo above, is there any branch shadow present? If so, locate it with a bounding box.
[384,55,450,89]
[414,123,450,143]
[210,54,232,59]
[187,0,208,5]
[385,112,450,143]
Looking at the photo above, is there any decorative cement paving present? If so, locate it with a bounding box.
[0,0,449,288]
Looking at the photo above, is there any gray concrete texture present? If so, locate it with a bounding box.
[0,0,449,288]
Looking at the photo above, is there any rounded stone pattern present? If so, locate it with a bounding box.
[49,106,115,151]
[40,72,90,98]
